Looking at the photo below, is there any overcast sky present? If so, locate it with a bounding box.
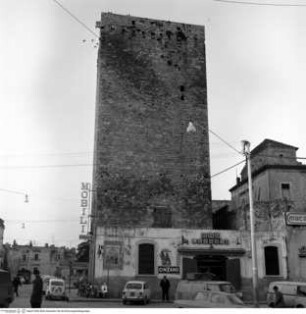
[1,0,306,247]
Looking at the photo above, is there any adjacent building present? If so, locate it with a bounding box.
[0,219,4,268]
[229,139,306,299]
[7,243,76,281]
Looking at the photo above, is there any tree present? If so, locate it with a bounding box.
[76,241,89,262]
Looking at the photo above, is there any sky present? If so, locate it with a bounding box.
[1,0,306,247]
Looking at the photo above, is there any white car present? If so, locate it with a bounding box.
[45,278,69,301]
[174,291,246,308]
[122,281,151,305]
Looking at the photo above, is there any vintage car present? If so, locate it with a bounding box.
[45,278,69,301]
[174,290,246,308]
[175,280,242,300]
[122,280,151,305]
[267,281,306,308]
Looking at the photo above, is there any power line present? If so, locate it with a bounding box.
[51,0,99,38]
[209,129,242,155]
[211,160,245,178]
[214,0,306,7]
[0,188,26,195]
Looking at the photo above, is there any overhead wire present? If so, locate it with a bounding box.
[209,129,242,156]
[51,0,99,38]
[211,160,245,178]
[213,0,306,6]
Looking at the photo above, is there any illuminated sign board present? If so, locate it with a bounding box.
[286,212,306,226]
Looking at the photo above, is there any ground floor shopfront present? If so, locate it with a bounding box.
[93,227,288,301]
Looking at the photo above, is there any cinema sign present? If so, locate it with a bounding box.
[286,212,306,226]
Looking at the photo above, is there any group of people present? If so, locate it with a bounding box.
[77,281,108,298]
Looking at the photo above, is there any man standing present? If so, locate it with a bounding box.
[160,276,170,302]
[30,269,43,308]
[12,276,21,297]
[273,286,285,308]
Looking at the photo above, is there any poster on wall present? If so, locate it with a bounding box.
[104,240,123,269]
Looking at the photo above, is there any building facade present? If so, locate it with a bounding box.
[0,219,4,268]
[7,243,76,280]
[229,139,306,299]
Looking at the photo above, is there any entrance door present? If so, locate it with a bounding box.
[226,258,241,289]
[182,257,197,279]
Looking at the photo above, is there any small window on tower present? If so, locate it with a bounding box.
[281,183,291,200]
[153,207,172,228]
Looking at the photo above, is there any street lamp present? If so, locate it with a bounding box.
[242,140,259,307]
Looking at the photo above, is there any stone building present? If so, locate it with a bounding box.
[0,219,4,268]
[228,139,306,300]
[93,13,211,230]
[7,243,76,280]
[91,12,212,297]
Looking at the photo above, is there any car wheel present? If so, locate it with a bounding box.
[296,304,304,308]
[142,297,147,305]
[122,300,127,305]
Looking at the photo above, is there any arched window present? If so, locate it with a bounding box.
[138,243,155,275]
[264,246,280,276]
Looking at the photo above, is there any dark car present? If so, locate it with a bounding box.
[0,270,14,307]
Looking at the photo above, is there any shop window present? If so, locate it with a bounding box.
[264,246,280,276]
[281,183,291,200]
[138,243,155,275]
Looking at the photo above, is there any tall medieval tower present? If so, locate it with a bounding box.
[93,13,212,229]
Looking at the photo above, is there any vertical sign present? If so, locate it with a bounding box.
[79,182,90,239]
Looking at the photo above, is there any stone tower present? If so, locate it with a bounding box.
[93,13,212,229]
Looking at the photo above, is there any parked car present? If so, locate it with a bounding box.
[267,281,306,308]
[174,291,245,308]
[122,281,151,305]
[175,280,242,301]
[42,275,54,295]
[0,270,14,308]
[45,278,69,301]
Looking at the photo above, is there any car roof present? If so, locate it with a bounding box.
[50,278,64,282]
[126,281,146,284]
[270,281,306,286]
[181,280,232,284]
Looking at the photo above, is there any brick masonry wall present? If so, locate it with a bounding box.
[93,13,212,229]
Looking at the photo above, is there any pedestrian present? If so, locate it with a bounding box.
[160,275,170,302]
[12,276,21,297]
[100,282,108,298]
[273,286,285,308]
[30,269,43,308]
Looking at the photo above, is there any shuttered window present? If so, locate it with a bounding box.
[138,243,155,275]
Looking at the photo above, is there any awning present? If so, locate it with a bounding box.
[178,247,246,256]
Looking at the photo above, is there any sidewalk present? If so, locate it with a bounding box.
[67,289,164,303]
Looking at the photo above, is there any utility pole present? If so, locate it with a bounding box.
[242,140,259,307]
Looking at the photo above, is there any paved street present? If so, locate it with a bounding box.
[10,284,176,308]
